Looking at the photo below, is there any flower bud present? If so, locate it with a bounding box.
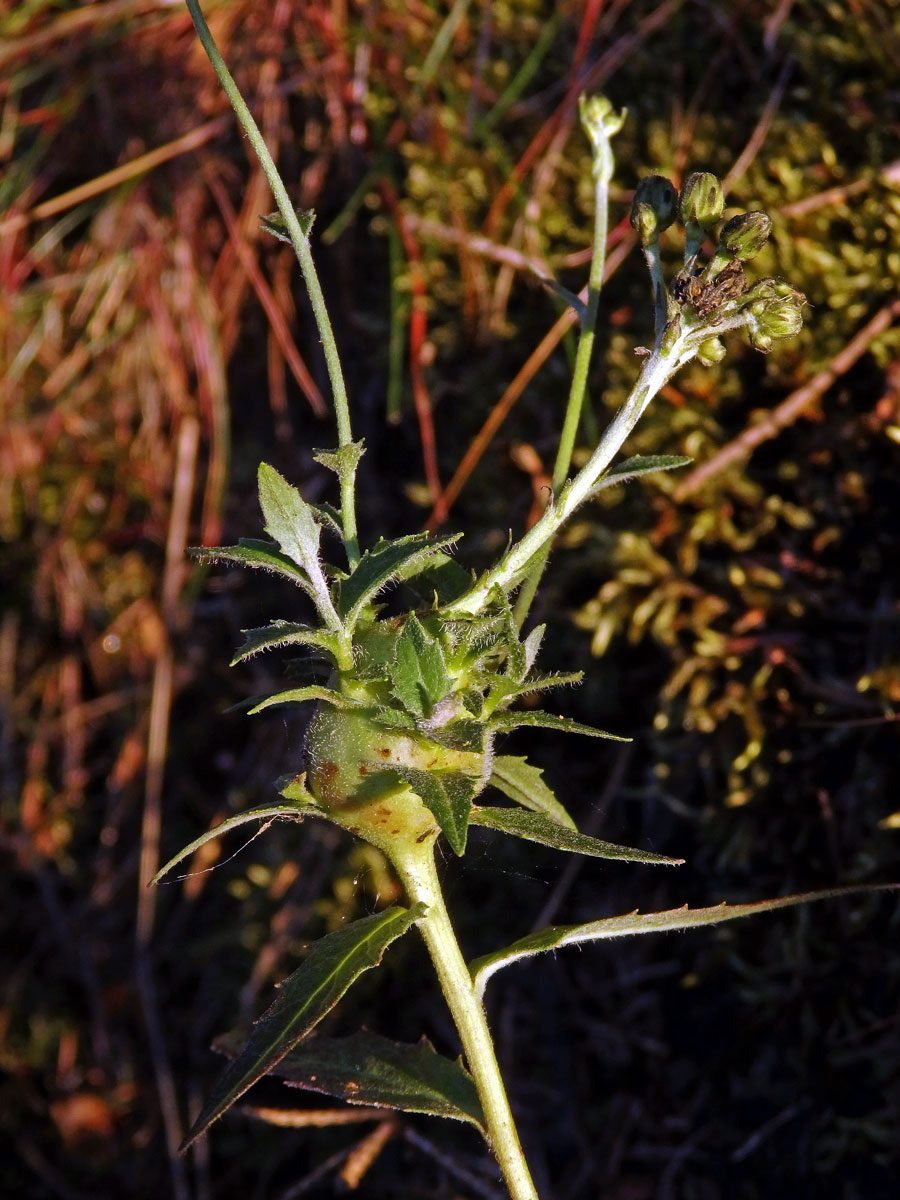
[744,291,804,352]
[630,175,678,243]
[696,337,726,365]
[579,94,627,144]
[718,211,772,261]
[679,172,724,228]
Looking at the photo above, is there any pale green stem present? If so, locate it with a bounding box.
[393,845,540,1200]
[513,144,612,627]
[642,237,670,338]
[185,0,360,567]
[447,331,694,617]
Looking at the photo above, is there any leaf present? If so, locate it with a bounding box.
[257,464,339,626]
[231,622,344,666]
[248,686,364,715]
[252,1031,485,1130]
[521,623,545,675]
[592,454,692,494]
[489,755,576,830]
[151,800,319,886]
[471,884,900,1000]
[539,275,588,322]
[386,767,478,856]
[469,807,684,866]
[260,207,316,243]
[389,614,451,719]
[489,709,631,741]
[313,441,366,497]
[337,533,461,631]
[309,502,344,540]
[189,539,311,589]
[181,903,425,1150]
[485,671,584,717]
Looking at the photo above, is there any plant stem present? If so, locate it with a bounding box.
[448,331,694,618]
[513,164,610,627]
[394,846,540,1200]
[185,0,360,567]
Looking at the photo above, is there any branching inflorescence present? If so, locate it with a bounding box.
[153,6,897,1199]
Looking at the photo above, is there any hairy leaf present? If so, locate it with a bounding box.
[182,904,425,1150]
[489,755,575,829]
[259,207,316,242]
[471,884,900,999]
[390,614,451,719]
[592,454,692,494]
[252,1031,485,1129]
[337,533,461,631]
[248,686,363,715]
[189,539,311,589]
[489,710,631,741]
[151,799,320,887]
[231,622,344,666]
[470,807,683,865]
[387,767,478,856]
[313,441,366,496]
[257,464,338,626]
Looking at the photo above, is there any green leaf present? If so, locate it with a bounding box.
[337,533,461,631]
[489,710,631,741]
[257,464,339,626]
[389,614,451,719]
[485,670,583,717]
[251,1031,485,1130]
[189,539,311,589]
[230,622,343,666]
[151,800,319,887]
[470,807,683,866]
[521,624,545,675]
[313,441,366,496]
[181,903,425,1150]
[540,275,588,322]
[260,207,316,243]
[309,502,344,540]
[471,884,900,999]
[489,755,576,829]
[248,686,364,715]
[387,767,478,856]
[592,454,692,494]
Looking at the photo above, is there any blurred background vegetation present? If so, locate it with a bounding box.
[2,1,899,1197]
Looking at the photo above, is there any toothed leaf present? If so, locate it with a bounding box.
[385,767,478,856]
[337,533,461,631]
[469,807,683,865]
[260,207,316,243]
[231,622,343,666]
[257,464,339,625]
[489,755,576,829]
[489,710,630,741]
[181,903,425,1150]
[389,614,451,719]
[248,686,363,715]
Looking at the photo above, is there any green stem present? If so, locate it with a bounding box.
[185,0,360,567]
[394,845,540,1200]
[513,154,611,627]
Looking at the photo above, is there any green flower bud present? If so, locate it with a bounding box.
[718,211,772,261]
[696,337,727,365]
[679,172,724,228]
[744,283,804,352]
[630,175,678,243]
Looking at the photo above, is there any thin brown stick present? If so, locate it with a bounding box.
[673,296,900,501]
[240,1105,388,1128]
[722,56,793,195]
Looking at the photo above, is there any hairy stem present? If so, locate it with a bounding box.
[185,0,360,567]
[394,845,539,1200]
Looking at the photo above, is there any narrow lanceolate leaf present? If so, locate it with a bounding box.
[189,539,311,589]
[257,464,339,627]
[181,903,425,1151]
[248,686,363,715]
[540,276,588,322]
[337,533,461,631]
[390,614,451,719]
[388,767,478,857]
[471,884,900,1000]
[485,671,584,717]
[260,207,316,243]
[489,755,576,830]
[230,622,343,666]
[256,1031,485,1130]
[592,454,692,494]
[151,802,319,887]
[469,807,684,867]
[489,710,631,741]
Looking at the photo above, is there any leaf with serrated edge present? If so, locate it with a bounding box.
[257,464,339,627]
[390,614,451,718]
[489,755,576,830]
[231,1031,485,1130]
[231,623,343,666]
[189,540,311,589]
[259,208,315,243]
[470,807,683,866]
[313,441,365,491]
[151,801,319,887]
[489,710,631,741]
[382,767,477,856]
[181,903,425,1150]
[471,884,900,1000]
[592,454,692,494]
[337,533,460,631]
[248,686,363,715]
[486,671,584,718]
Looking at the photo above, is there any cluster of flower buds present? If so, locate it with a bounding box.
[630,170,805,355]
